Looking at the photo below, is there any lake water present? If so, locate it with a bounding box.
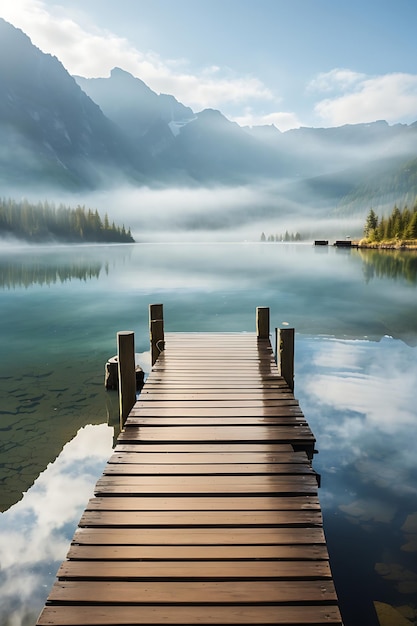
[1,241,417,626]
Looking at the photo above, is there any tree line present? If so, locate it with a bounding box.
[260,231,302,242]
[364,202,417,242]
[0,198,135,243]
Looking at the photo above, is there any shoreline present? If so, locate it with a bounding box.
[353,240,417,250]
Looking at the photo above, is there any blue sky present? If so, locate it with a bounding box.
[2,0,417,130]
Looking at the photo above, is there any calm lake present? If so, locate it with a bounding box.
[1,241,417,626]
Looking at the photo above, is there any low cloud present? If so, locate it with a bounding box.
[311,69,417,126]
[70,183,358,244]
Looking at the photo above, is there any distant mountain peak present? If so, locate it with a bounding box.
[75,68,194,142]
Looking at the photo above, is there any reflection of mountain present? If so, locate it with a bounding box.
[356,248,417,285]
[0,257,103,288]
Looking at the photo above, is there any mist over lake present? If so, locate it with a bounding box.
[0,240,416,626]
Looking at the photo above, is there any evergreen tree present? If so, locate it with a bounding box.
[0,198,135,243]
[405,211,417,239]
[364,209,378,238]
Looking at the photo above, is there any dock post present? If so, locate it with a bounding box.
[117,331,136,428]
[149,303,165,366]
[256,307,270,339]
[276,327,295,392]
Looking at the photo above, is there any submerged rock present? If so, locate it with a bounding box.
[374,601,414,626]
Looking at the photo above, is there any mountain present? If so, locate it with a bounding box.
[75,70,290,183]
[0,19,150,189]
[1,16,417,215]
[74,66,417,194]
[75,68,194,144]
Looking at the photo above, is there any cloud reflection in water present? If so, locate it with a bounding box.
[0,423,112,625]
[296,335,417,620]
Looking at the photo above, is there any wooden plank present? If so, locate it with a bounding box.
[118,426,315,442]
[48,579,336,602]
[79,509,323,527]
[125,417,307,426]
[85,495,321,511]
[72,526,326,545]
[57,560,332,580]
[38,605,343,625]
[113,443,296,453]
[107,452,310,464]
[143,380,289,387]
[133,399,300,407]
[127,408,304,418]
[94,475,318,496]
[102,463,315,476]
[145,375,285,382]
[66,544,328,560]
[138,392,297,400]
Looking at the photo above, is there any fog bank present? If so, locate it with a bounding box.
[1,182,365,243]
[74,184,364,242]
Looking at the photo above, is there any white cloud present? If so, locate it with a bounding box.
[1,0,275,112]
[308,68,366,93]
[311,70,417,126]
[232,107,303,132]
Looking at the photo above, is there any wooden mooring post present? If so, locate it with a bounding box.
[275,327,295,393]
[117,331,136,428]
[149,303,165,366]
[256,306,270,339]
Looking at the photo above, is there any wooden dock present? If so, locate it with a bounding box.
[37,309,342,626]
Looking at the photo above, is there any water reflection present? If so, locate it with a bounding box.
[295,336,417,625]
[0,423,113,626]
[1,243,417,626]
[0,360,109,512]
[0,244,134,289]
[356,248,417,285]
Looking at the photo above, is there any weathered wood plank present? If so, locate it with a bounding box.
[118,426,315,443]
[48,579,336,602]
[113,443,296,453]
[72,526,326,545]
[85,495,321,511]
[143,380,290,387]
[133,399,300,408]
[138,392,296,400]
[66,544,328,561]
[57,560,332,580]
[127,408,304,418]
[38,605,343,625]
[94,474,318,496]
[107,451,310,464]
[102,463,315,476]
[79,509,323,527]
